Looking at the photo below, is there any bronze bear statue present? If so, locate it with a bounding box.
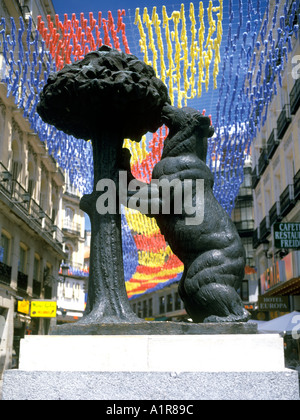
[124,103,250,323]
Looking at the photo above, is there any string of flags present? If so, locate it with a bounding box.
[0,0,299,299]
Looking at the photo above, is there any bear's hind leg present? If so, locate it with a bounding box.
[199,283,250,323]
[181,250,250,323]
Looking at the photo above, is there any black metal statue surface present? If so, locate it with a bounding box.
[140,105,249,323]
[37,46,250,331]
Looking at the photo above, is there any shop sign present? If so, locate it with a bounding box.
[274,223,300,249]
[17,300,30,315]
[30,300,57,318]
[258,296,289,311]
[260,251,300,294]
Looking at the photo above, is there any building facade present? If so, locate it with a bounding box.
[56,180,88,324]
[0,0,65,376]
[251,1,300,320]
[232,157,258,314]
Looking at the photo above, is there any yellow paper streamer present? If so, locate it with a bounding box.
[132,265,184,280]
[125,208,160,236]
[134,2,224,106]
[124,3,224,289]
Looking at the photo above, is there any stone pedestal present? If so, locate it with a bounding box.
[2,333,299,400]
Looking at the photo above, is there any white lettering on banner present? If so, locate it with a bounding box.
[279,223,300,232]
[275,232,300,239]
[279,239,300,248]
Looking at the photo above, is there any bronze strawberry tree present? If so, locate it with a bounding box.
[37,46,170,330]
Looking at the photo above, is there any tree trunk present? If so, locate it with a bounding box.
[79,130,140,324]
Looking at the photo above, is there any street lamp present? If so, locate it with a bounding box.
[262,240,273,259]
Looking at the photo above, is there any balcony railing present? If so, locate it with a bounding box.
[62,221,81,236]
[258,149,269,176]
[17,271,28,291]
[280,184,295,217]
[237,186,253,199]
[266,129,279,159]
[277,104,291,139]
[0,162,64,248]
[251,167,260,189]
[252,227,261,249]
[294,170,300,201]
[290,78,300,115]
[32,279,42,297]
[0,261,12,285]
[234,220,254,232]
[260,215,271,241]
[269,201,281,226]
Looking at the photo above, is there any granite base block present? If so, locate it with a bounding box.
[49,321,257,335]
[3,370,299,400]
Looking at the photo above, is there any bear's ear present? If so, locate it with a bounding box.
[197,114,211,127]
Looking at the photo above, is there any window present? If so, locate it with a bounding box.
[265,187,271,213]
[65,207,74,222]
[65,207,75,230]
[148,298,153,317]
[27,161,35,198]
[243,167,252,188]
[232,200,253,222]
[0,232,11,265]
[240,281,249,302]
[241,237,255,267]
[167,294,173,312]
[18,244,27,274]
[44,263,53,299]
[33,254,40,281]
[286,153,295,186]
[274,173,281,202]
[11,140,21,182]
[39,174,48,211]
[159,296,165,314]
[137,302,142,317]
[174,292,182,310]
[142,300,148,318]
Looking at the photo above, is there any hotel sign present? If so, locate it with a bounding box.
[258,296,289,311]
[274,223,300,249]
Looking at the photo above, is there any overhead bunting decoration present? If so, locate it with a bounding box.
[1,0,299,300]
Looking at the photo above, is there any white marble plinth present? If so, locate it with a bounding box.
[18,334,284,372]
[3,334,299,400]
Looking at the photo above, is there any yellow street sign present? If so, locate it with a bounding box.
[30,301,57,318]
[17,300,30,315]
